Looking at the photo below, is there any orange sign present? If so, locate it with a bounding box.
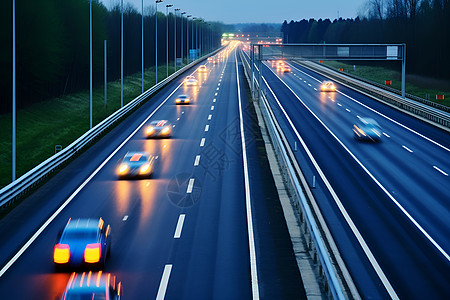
[385,80,391,85]
[436,94,445,100]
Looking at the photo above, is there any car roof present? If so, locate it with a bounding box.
[358,118,379,126]
[178,94,188,97]
[150,120,169,126]
[63,271,111,296]
[64,218,102,232]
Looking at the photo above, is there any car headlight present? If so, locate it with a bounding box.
[176,99,181,103]
[161,126,170,134]
[118,164,129,174]
[140,164,151,174]
[146,127,154,134]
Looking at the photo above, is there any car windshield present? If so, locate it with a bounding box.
[65,292,106,300]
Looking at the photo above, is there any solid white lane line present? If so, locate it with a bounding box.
[433,166,448,176]
[402,145,414,153]
[156,265,172,300]
[122,215,128,221]
[208,114,212,120]
[205,125,209,132]
[0,78,185,278]
[186,178,195,194]
[267,65,450,263]
[211,106,215,110]
[174,214,186,238]
[235,51,260,299]
[200,138,205,147]
[194,155,201,166]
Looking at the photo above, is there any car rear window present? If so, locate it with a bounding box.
[65,292,106,300]
[62,229,98,242]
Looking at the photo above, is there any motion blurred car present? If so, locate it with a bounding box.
[53,218,111,270]
[117,151,155,178]
[61,271,122,300]
[145,120,172,138]
[198,65,207,72]
[207,57,212,62]
[276,60,285,70]
[353,117,382,142]
[320,81,336,92]
[183,76,198,86]
[175,94,190,105]
[282,65,291,73]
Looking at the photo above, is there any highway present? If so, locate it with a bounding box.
[0,46,305,299]
[241,48,450,299]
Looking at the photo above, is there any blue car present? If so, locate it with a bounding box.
[61,271,122,300]
[53,218,111,270]
[353,117,382,142]
[117,151,155,179]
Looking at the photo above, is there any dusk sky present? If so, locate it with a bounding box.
[101,0,367,24]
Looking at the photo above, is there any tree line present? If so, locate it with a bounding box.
[281,0,450,80]
[1,0,223,114]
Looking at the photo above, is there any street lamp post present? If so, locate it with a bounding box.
[120,0,123,107]
[187,15,192,62]
[155,0,163,84]
[141,0,144,93]
[12,0,16,181]
[174,8,179,71]
[181,12,186,64]
[90,0,93,126]
[166,4,172,78]
[192,17,196,60]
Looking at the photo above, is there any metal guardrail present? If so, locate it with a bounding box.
[0,49,223,208]
[296,60,450,130]
[240,49,358,299]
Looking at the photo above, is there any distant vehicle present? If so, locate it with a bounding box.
[282,65,291,73]
[61,271,122,300]
[320,81,336,92]
[117,151,155,178]
[175,94,190,105]
[53,218,111,270]
[184,76,198,86]
[198,65,207,72]
[207,57,212,62]
[145,120,172,138]
[353,117,382,142]
[276,60,285,69]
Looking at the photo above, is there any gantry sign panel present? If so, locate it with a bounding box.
[254,43,405,61]
[251,43,407,97]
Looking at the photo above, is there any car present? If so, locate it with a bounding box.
[117,151,155,178]
[53,218,111,270]
[282,65,291,73]
[61,271,122,300]
[207,57,212,62]
[175,94,190,105]
[320,81,336,92]
[198,65,207,72]
[145,120,172,138]
[184,76,198,86]
[353,117,382,142]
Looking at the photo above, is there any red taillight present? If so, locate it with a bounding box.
[54,244,70,263]
[84,243,101,263]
